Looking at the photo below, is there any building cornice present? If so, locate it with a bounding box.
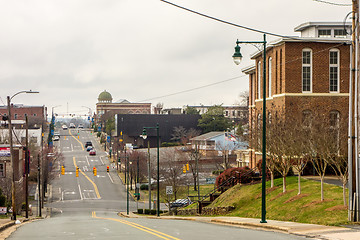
[254,92,349,102]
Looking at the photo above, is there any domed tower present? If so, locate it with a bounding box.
[98,90,113,103]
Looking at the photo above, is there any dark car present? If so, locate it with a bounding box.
[86,146,93,152]
[85,141,92,148]
[169,198,192,208]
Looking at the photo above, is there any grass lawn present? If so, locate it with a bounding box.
[207,176,348,226]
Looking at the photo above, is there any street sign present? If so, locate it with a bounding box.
[0,207,7,215]
[206,178,216,184]
[166,186,173,195]
[98,126,101,131]
[107,136,110,143]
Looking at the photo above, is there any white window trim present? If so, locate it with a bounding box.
[268,57,272,97]
[302,49,313,93]
[329,49,340,93]
[258,61,261,99]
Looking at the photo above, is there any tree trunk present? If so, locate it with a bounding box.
[342,181,347,206]
[193,173,197,191]
[283,176,286,193]
[270,171,274,188]
[298,173,301,195]
[320,176,324,201]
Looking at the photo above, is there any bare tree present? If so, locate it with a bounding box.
[159,148,185,200]
[267,113,292,192]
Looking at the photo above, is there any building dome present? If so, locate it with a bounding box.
[98,90,113,103]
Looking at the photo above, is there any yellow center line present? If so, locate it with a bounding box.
[69,129,84,150]
[92,212,180,240]
[73,156,101,199]
[68,129,100,198]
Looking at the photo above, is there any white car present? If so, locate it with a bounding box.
[53,136,60,141]
[62,125,68,130]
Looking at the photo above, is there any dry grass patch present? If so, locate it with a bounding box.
[255,186,279,199]
[303,199,333,208]
[270,189,295,201]
[325,205,348,211]
[284,193,309,203]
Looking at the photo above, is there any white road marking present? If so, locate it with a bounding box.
[65,172,73,175]
[107,172,114,183]
[78,184,83,200]
[71,144,74,151]
[83,166,88,172]
[99,156,105,165]
[85,156,90,166]
[97,175,105,178]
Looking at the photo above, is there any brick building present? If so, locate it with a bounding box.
[242,22,351,168]
[0,104,47,128]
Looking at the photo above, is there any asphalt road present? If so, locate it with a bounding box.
[7,128,307,240]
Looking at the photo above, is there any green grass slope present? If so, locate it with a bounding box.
[208,176,348,226]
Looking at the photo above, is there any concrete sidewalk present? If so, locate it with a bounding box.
[119,212,360,240]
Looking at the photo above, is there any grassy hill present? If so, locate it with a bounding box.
[206,176,348,226]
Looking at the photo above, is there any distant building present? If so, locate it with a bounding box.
[0,104,47,128]
[115,114,201,148]
[0,144,24,213]
[190,131,247,155]
[161,108,182,115]
[242,22,350,168]
[186,105,248,125]
[96,90,151,117]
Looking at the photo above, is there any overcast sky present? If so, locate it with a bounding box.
[0,0,352,116]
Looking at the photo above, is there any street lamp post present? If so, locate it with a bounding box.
[233,34,267,223]
[141,123,160,217]
[7,90,39,220]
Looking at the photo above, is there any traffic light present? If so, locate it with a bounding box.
[93,167,97,176]
[107,166,109,172]
[61,166,65,175]
[76,167,79,177]
[183,165,186,173]
[186,163,189,171]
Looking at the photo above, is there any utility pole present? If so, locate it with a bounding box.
[148,141,151,210]
[37,153,41,217]
[25,116,29,218]
[7,96,16,220]
[350,0,359,222]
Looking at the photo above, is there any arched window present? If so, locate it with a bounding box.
[280,50,283,93]
[302,49,312,92]
[258,61,261,99]
[268,57,272,97]
[329,49,340,93]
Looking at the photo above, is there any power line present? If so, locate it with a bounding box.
[138,75,246,102]
[160,0,302,40]
[313,0,352,6]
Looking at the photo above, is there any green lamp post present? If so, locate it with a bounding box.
[141,123,160,217]
[233,34,267,223]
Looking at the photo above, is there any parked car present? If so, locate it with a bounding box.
[85,141,92,148]
[86,146,93,152]
[62,125,68,130]
[53,136,60,141]
[169,198,192,208]
[89,149,96,156]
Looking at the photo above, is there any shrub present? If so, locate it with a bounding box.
[137,209,143,214]
[161,142,181,147]
[215,167,254,188]
[212,170,224,175]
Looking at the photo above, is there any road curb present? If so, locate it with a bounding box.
[0,221,15,232]
[209,219,289,232]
